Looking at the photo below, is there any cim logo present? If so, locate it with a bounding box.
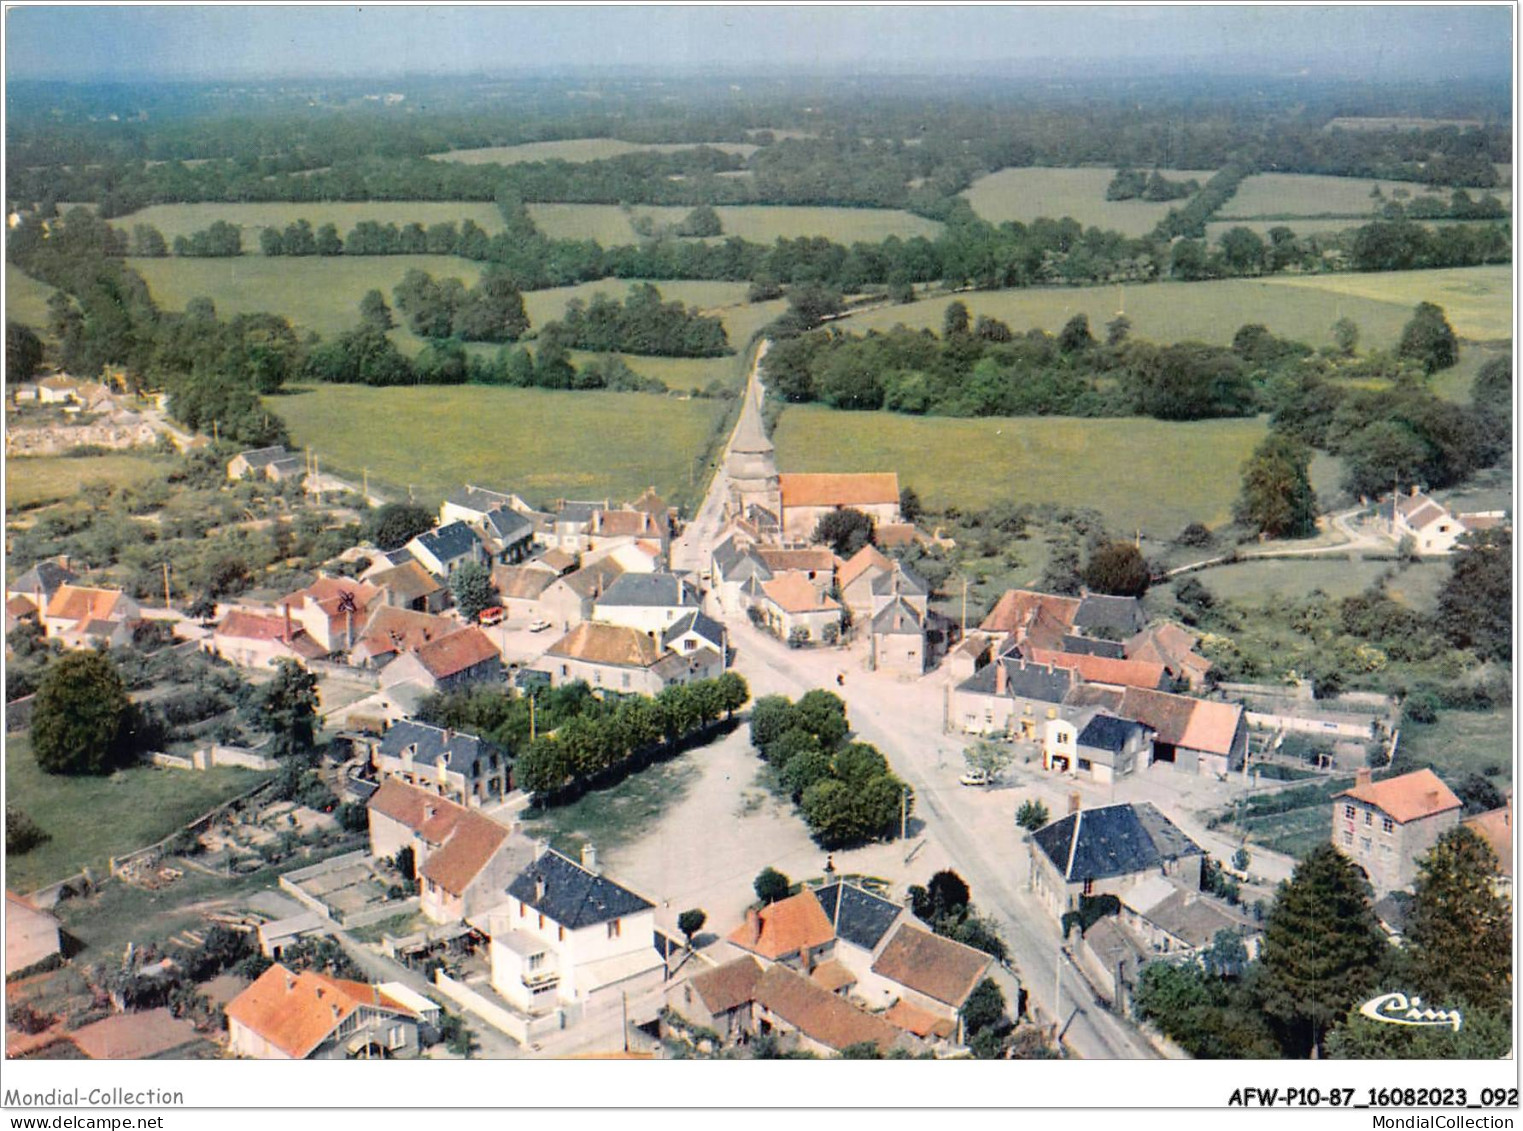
[1359,991,1463,1032]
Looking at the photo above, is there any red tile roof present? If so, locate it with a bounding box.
[1118,687,1241,756]
[838,545,894,591]
[779,472,900,509]
[216,610,294,642]
[870,923,991,1008]
[369,779,468,841]
[1339,768,1463,825]
[727,891,836,960]
[1026,647,1167,691]
[419,810,512,896]
[1463,805,1512,878]
[809,959,856,993]
[884,998,955,1039]
[688,955,765,1015]
[44,584,128,626]
[761,574,839,616]
[413,627,499,679]
[355,606,460,657]
[225,964,412,1059]
[546,622,663,668]
[753,963,902,1053]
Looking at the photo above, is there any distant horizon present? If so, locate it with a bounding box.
[5,5,1512,84]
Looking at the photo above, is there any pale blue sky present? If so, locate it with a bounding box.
[4,5,1513,82]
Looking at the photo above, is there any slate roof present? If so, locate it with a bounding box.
[1032,801,1203,883]
[713,539,771,584]
[235,446,288,470]
[871,597,923,635]
[870,923,992,1008]
[557,558,626,600]
[1338,768,1463,825]
[1003,658,1076,703]
[595,572,697,609]
[8,559,76,599]
[446,485,519,513]
[506,849,653,929]
[1073,593,1146,637]
[377,720,494,777]
[812,882,902,952]
[1078,713,1152,754]
[662,610,725,651]
[1135,888,1252,950]
[412,522,481,565]
[871,563,927,598]
[482,507,535,543]
[1060,634,1126,659]
[556,502,598,525]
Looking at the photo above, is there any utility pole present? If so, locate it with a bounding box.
[529,693,536,742]
[621,990,630,1053]
[212,419,219,443]
[162,561,172,610]
[900,785,908,841]
[960,576,968,635]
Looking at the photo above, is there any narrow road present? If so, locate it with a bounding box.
[677,338,1163,1057]
[1166,506,1386,577]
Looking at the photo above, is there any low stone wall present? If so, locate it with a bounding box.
[345,896,420,930]
[433,971,559,1046]
[198,745,279,772]
[1247,711,1376,740]
[6,423,158,456]
[150,752,196,771]
[278,850,370,920]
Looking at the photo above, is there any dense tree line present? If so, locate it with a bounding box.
[512,673,751,799]
[552,283,730,357]
[391,268,530,342]
[1106,167,1200,202]
[763,302,1264,422]
[748,691,913,848]
[171,220,242,257]
[1133,829,1511,1059]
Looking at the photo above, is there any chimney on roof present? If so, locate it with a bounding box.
[746,907,762,946]
[330,1003,341,1020]
[534,875,547,903]
[581,842,598,874]
[800,944,815,974]
[1410,485,1421,498]
[423,801,437,822]
[1426,789,1440,808]
[283,602,293,643]
[284,972,296,992]
[1068,792,1082,815]
[995,662,1007,695]
[1355,767,1372,789]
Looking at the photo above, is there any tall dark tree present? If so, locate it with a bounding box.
[1234,432,1319,538]
[812,508,875,557]
[1256,844,1386,1057]
[1082,541,1150,596]
[1057,313,1095,354]
[450,561,496,624]
[259,658,320,760]
[6,321,45,383]
[1436,528,1511,662]
[1397,301,1459,374]
[753,867,790,905]
[31,650,134,775]
[364,502,434,551]
[358,289,395,332]
[1406,826,1512,1014]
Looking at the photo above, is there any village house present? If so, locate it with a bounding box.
[1041,711,1156,783]
[584,538,664,575]
[226,963,423,1060]
[7,557,77,610]
[41,583,141,649]
[1019,647,1168,693]
[587,506,668,554]
[539,557,626,632]
[406,521,487,580]
[490,563,559,620]
[754,547,839,598]
[1029,799,1205,921]
[542,500,607,553]
[5,890,62,978]
[1333,767,1463,895]
[1117,874,1261,963]
[348,606,461,669]
[5,595,39,635]
[592,571,701,635]
[867,922,993,1044]
[540,621,722,695]
[365,780,530,923]
[478,846,664,1018]
[870,597,930,675]
[1383,486,1507,556]
[369,559,448,614]
[662,610,728,663]
[439,485,535,529]
[952,656,1076,738]
[378,626,502,695]
[474,506,537,565]
[752,573,844,644]
[1072,916,1153,1014]
[670,956,910,1057]
[710,536,774,613]
[727,889,839,971]
[207,609,326,669]
[1463,800,1512,898]
[980,588,1145,650]
[1125,622,1214,690]
[1084,686,1248,777]
[837,544,895,622]
[278,575,383,654]
[227,445,301,483]
[366,720,510,808]
[777,472,901,544]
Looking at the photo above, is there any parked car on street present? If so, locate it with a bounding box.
[478,606,505,626]
[528,619,552,633]
[959,768,992,787]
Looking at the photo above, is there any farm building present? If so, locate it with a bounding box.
[778,472,900,544]
[1332,767,1462,896]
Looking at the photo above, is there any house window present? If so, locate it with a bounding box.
[1343,831,1354,846]
[533,983,556,996]
[558,925,565,942]
[1082,878,1094,896]
[1344,805,1356,820]
[622,673,631,689]
[1364,811,1373,826]
[607,919,622,939]
[1382,817,1394,834]
[387,1025,406,1050]
[1360,837,1372,853]
[561,665,568,677]
[528,953,544,971]
[685,640,696,651]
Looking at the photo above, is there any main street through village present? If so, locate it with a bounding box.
[665,340,1169,1059]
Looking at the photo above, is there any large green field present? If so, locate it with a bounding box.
[528,202,941,245]
[6,454,171,511]
[962,167,1217,237]
[1196,558,1448,608]
[1220,173,1511,220]
[773,406,1273,534]
[6,263,57,327]
[1259,266,1513,342]
[431,138,757,164]
[4,734,272,892]
[113,202,506,251]
[837,267,1511,349]
[268,383,728,511]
